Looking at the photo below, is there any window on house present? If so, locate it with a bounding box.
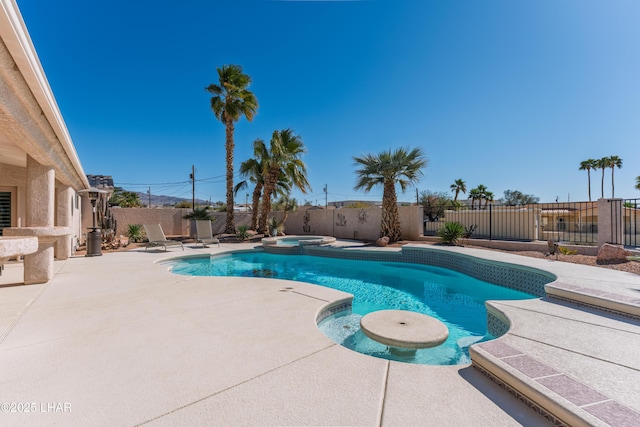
[0,192,10,236]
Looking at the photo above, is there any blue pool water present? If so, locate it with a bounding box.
[166,251,535,365]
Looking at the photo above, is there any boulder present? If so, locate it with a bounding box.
[376,236,390,247]
[596,243,630,264]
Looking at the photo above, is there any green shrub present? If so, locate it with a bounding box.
[558,246,577,255]
[126,224,144,242]
[268,217,283,236]
[237,225,250,241]
[463,224,476,239]
[437,222,465,245]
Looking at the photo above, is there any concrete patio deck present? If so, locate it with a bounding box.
[0,242,639,426]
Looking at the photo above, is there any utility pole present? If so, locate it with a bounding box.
[324,184,327,209]
[147,186,151,208]
[416,188,419,205]
[190,165,195,209]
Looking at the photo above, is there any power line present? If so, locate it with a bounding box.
[116,180,190,186]
[330,192,384,199]
[115,172,237,188]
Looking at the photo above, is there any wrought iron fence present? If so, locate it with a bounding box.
[623,198,640,247]
[423,201,598,244]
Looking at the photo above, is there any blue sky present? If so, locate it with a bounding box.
[17,0,640,205]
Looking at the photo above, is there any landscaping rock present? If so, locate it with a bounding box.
[376,236,390,247]
[596,243,630,264]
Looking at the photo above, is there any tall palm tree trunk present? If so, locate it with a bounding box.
[225,118,236,234]
[381,179,401,242]
[453,189,459,202]
[611,166,615,198]
[600,168,605,199]
[587,169,591,202]
[251,183,262,231]
[259,168,279,234]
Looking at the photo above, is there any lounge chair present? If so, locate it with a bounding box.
[143,224,184,251]
[195,220,220,247]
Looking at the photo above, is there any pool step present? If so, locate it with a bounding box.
[469,340,640,427]
[545,281,640,321]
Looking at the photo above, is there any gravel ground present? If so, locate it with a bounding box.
[390,241,640,275]
[466,245,640,275]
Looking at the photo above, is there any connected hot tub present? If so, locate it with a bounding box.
[262,236,336,254]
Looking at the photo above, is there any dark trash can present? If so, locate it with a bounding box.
[86,228,102,257]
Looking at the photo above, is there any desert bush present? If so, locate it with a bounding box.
[237,225,250,240]
[126,224,144,242]
[558,246,577,255]
[437,221,465,245]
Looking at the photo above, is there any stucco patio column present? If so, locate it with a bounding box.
[24,155,55,283]
[597,198,624,248]
[26,155,55,227]
[55,185,74,259]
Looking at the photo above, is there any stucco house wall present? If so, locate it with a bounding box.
[0,0,90,283]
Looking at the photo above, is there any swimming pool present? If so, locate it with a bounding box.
[165,250,537,365]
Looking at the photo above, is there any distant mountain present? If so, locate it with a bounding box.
[133,192,211,208]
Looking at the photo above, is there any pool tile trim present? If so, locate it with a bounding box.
[304,245,554,297]
[316,299,353,323]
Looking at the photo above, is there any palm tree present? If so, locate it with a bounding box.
[483,191,494,209]
[182,207,212,220]
[236,140,292,231]
[469,188,481,210]
[470,184,488,209]
[597,157,607,199]
[604,155,622,198]
[636,176,640,191]
[109,187,142,208]
[258,129,311,235]
[206,64,258,234]
[450,179,467,203]
[273,195,298,229]
[235,139,268,231]
[354,147,427,242]
[579,159,598,202]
